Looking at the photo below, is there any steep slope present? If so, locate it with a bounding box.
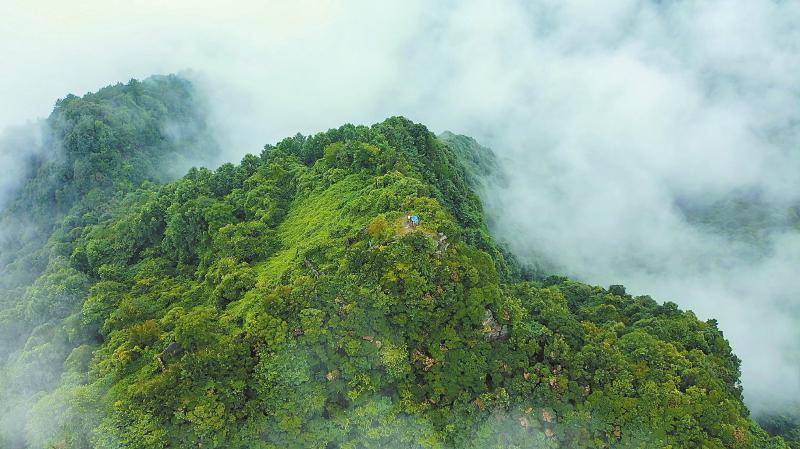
[437,133,800,447]
[437,131,502,190]
[0,75,218,449]
[7,111,785,448]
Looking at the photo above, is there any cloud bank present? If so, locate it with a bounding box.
[2,0,799,414]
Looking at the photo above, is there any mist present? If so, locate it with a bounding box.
[0,123,46,209]
[2,0,799,418]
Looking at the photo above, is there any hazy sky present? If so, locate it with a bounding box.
[2,0,799,413]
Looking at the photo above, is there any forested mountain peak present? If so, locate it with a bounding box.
[0,74,217,286]
[0,77,791,448]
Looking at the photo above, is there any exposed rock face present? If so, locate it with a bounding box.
[481,309,509,341]
[157,341,185,370]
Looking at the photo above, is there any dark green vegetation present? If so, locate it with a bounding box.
[761,410,800,449]
[0,75,217,448]
[0,77,791,448]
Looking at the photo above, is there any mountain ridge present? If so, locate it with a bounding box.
[0,76,790,449]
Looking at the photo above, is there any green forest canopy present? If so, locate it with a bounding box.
[0,76,794,449]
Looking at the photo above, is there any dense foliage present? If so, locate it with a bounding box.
[0,77,791,448]
[0,75,218,449]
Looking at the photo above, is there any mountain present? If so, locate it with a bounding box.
[0,75,218,449]
[0,77,791,449]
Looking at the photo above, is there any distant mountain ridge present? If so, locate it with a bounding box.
[0,75,218,449]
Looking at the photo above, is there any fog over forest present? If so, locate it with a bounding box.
[2,0,799,424]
